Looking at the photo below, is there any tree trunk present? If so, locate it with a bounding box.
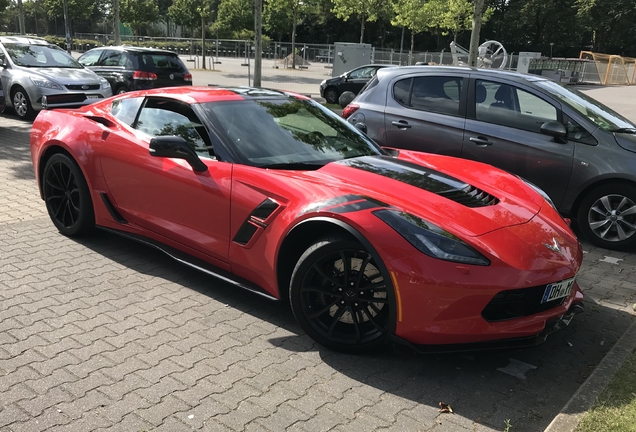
[410,31,414,65]
[253,0,262,86]
[62,0,71,53]
[17,0,25,33]
[291,10,297,69]
[113,0,121,45]
[468,0,485,67]
[359,14,366,44]
[201,15,206,70]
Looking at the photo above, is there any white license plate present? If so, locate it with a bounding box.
[86,95,100,99]
[541,277,575,304]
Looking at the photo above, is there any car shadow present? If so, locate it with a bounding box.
[0,111,38,180]
[71,229,636,432]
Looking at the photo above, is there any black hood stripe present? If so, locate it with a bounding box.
[337,156,499,208]
[300,195,388,216]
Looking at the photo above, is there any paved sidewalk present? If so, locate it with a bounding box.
[1,86,635,431]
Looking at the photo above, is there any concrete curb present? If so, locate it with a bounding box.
[544,316,636,432]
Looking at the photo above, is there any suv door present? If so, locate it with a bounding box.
[462,77,574,207]
[89,49,129,92]
[342,66,381,94]
[383,74,467,156]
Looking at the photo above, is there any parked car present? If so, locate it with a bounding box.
[77,46,192,94]
[31,86,583,353]
[320,64,390,104]
[345,66,636,251]
[0,36,112,120]
[0,78,4,114]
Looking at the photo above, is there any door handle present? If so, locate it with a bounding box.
[391,120,412,129]
[469,136,492,146]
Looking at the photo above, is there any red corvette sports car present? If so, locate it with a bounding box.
[30,86,584,353]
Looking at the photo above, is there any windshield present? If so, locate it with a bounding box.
[200,97,384,167]
[535,79,636,131]
[4,43,83,68]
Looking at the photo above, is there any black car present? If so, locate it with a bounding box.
[320,64,390,104]
[78,46,192,94]
[345,66,636,250]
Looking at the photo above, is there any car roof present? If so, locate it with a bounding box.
[116,86,299,104]
[87,45,177,55]
[0,35,50,45]
[376,65,549,82]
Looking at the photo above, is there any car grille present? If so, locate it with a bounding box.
[481,284,567,321]
[65,84,100,90]
[438,184,499,207]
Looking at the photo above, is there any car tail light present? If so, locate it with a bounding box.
[342,103,359,119]
[132,71,157,80]
[184,73,192,82]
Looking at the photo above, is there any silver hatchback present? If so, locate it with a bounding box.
[0,36,112,120]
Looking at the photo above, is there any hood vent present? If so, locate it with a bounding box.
[339,156,499,208]
[439,184,499,207]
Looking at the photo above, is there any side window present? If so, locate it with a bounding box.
[111,97,144,126]
[409,76,462,116]
[563,114,597,145]
[135,98,213,158]
[393,78,412,106]
[349,67,375,79]
[475,80,557,133]
[78,50,102,66]
[100,51,122,66]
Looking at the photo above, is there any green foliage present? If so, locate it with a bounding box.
[391,0,440,36]
[215,0,253,36]
[438,0,493,42]
[331,0,392,41]
[42,0,96,21]
[120,0,160,35]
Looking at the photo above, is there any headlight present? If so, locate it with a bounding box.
[100,78,110,89]
[30,78,62,90]
[374,209,490,266]
[518,176,557,210]
[320,79,326,86]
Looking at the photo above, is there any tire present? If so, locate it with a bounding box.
[577,183,636,250]
[324,87,340,105]
[114,85,128,95]
[289,236,392,353]
[12,86,35,120]
[42,153,95,237]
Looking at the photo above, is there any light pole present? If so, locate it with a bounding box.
[550,42,554,59]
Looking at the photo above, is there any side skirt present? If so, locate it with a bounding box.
[97,226,279,302]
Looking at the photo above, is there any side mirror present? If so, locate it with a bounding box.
[540,121,568,143]
[354,122,367,134]
[149,136,208,172]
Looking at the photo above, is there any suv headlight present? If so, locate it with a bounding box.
[100,78,110,89]
[30,78,62,90]
[374,209,490,266]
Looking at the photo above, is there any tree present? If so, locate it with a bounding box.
[392,0,440,63]
[120,0,159,36]
[332,0,391,43]
[468,0,485,66]
[439,0,492,44]
[264,0,315,68]
[215,0,253,38]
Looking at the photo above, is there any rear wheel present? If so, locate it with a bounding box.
[324,87,340,105]
[12,86,34,120]
[114,85,128,95]
[577,183,636,250]
[289,236,392,352]
[42,153,95,237]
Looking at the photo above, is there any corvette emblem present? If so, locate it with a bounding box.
[169,74,174,80]
[544,237,562,254]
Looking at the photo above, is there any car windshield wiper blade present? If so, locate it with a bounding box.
[259,162,327,170]
[609,127,636,134]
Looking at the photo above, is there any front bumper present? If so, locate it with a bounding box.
[392,303,585,353]
[33,87,112,111]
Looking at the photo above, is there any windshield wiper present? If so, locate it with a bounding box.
[609,128,636,134]
[259,162,327,170]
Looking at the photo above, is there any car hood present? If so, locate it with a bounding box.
[21,67,101,84]
[614,132,636,154]
[280,152,545,238]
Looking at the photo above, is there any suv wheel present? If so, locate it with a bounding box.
[324,88,340,105]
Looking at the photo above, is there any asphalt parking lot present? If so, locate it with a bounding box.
[1,84,635,432]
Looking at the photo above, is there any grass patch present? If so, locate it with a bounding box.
[575,348,636,432]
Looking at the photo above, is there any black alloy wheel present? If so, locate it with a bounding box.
[290,236,392,352]
[42,153,95,236]
[578,183,636,250]
[324,87,340,105]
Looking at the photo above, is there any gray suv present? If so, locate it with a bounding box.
[345,66,636,250]
[0,36,112,119]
